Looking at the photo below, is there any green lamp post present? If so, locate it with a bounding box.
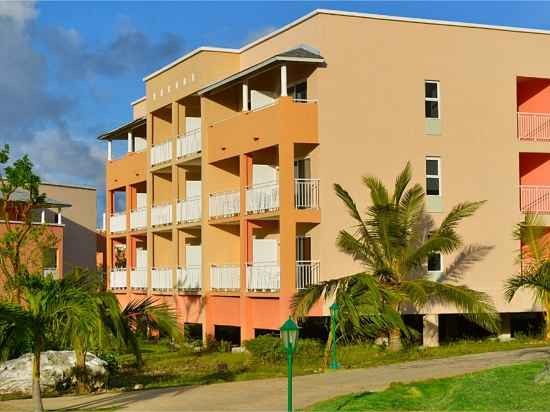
[280,317,299,412]
[329,303,340,369]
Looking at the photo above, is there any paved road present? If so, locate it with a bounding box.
[2,346,550,412]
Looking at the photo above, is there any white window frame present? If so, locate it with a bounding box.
[426,156,442,197]
[427,252,443,276]
[425,80,440,119]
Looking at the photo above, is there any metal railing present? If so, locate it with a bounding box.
[151,141,173,166]
[152,268,173,292]
[177,128,202,158]
[246,181,279,214]
[177,266,201,291]
[130,207,147,230]
[246,263,280,292]
[295,178,320,209]
[110,268,127,290]
[177,196,201,224]
[208,190,240,219]
[151,203,172,226]
[296,260,320,290]
[109,212,126,233]
[520,185,550,213]
[518,112,550,142]
[130,268,148,290]
[210,264,240,291]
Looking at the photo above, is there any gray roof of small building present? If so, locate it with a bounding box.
[0,187,71,208]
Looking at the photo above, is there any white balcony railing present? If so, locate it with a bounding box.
[151,203,172,226]
[110,212,127,233]
[152,268,173,292]
[210,264,240,291]
[130,268,148,290]
[295,179,320,209]
[177,266,202,291]
[177,196,201,224]
[246,263,280,292]
[43,268,57,277]
[151,141,173,166]
[296,260,320,290]
[518,112,550,142]
[110,268,127,290]
[520,185,550,214]
[130,207,147,230]
[246,181,279,214]
[177,128,202,158]
[209,190,240,219]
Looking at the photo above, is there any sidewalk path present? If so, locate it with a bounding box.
[2,346,549,412]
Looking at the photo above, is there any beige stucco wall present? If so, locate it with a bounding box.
[41,183,97,273]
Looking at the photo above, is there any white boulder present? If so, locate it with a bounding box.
[0,351,107,394]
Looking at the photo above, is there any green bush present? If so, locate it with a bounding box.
[244,335,323,362]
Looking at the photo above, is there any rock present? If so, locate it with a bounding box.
[0,351,107,395]
[133,384,144,390]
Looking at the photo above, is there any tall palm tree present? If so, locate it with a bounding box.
[292,162,499,351]
[0,274,96,412]
[505,214,550,339]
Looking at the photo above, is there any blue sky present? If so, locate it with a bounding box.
[3,1,550,225]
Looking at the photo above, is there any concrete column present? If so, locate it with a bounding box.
[423,314,439,347]
[146,113,154,296]
[107,140,112,161]
[499,313,512,341]
[56,209,62,225]
[128,132,133,153]
[40,210,46,224]
[280,65,288,97]
[242,82,249,112]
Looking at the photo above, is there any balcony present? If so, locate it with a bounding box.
[296,260,320,290]
[177,266,201,292]
[208,190,240,220]
[110,212,127,234]
[110,268,127,290]
[177,128,202,159]
[246,263,280,292]
[151,141,172,166]
[130,207,147,230]
[152,268,173,292]
[208,97,318,163]
[210,264,240,291]
[295,179,320,209]
[151,203,172,226]
[518,112,550,142]
[246,182,279,214]
[177,196,201,224]
[520,185,550,213]
[130,268,147,291]
[106,150,146,191]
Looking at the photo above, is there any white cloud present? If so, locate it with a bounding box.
[0,1,37,26]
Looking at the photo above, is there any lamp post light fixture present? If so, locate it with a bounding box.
[329,303,340,369]
[280,317,299,412]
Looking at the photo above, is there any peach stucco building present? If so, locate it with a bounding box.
[99,9,550,345]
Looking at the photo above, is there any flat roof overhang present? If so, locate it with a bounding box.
[97,117,146,141]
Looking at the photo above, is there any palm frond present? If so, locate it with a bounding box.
[504,261,550,303]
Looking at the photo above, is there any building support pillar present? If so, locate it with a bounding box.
[128,131,133,153]
[423,314,439,347]
[242,81,249,112]
[107,140,112,161]
[499,313,512,341]
[280,65,288,97]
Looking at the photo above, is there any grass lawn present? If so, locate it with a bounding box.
[305,362,550,411]
[107,337,548,391]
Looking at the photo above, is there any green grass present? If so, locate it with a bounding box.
[306,362,550,411]
[106,337,549,392]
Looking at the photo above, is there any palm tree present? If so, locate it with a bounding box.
[292,162,499,351]
[505,214,550,340]
[0,274,96,412]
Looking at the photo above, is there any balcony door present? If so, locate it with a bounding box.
[186,180,202,199]
[294,158,311,179]
[136,247,147,269]
[250,90,277,111]
[185,117,201,132]
[252,164,277,186]
[252,239,278,265]
[136,192,147,209]
[185,245,201,268]
[296,236,311,261]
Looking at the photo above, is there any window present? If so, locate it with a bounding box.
[426,157,441,196]
[287,81,307,100]
[427,252,442,273]
[425,80,440,119]
[42,248,57,270]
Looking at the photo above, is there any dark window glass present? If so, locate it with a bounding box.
[425,82,438,98]
[426,177,440,196]
[288,81,307,100]
[42,248,57,268]
[428,253,442,272]
[425,101,439,118]
[426,159,439,176]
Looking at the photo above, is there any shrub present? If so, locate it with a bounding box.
[219,339,232,353]
[98,352,120,374]
[244,335,323,362]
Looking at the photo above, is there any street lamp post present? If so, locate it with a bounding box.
[280,317,299,412]
[329,303,340,369]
